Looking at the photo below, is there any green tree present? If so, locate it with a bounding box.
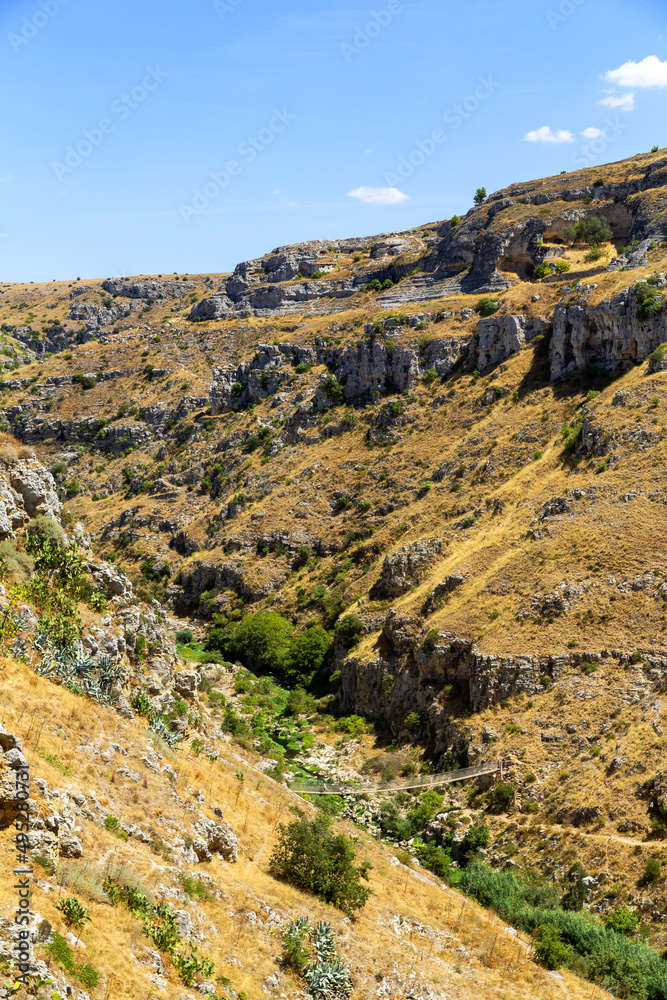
[335,615,364,649]
[461,823,490,857]
[210,611,294,674]
[532,924,573,970]
[474,187,487,205]
[405,711,421,732]
[269,815,372,917]
[285,624,331,685]
[563,215,613,246]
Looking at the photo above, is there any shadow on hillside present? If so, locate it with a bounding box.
[515,330,626,403]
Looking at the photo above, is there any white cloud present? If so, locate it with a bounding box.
[347,186,409,205]
[604,55,667,89]
[581,127,605,140]
[598,91,635,112]
[272,188,281,194]
[523,126,575,144]
[0,174,14,183]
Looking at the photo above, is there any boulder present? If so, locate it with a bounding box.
[194,817,238,863]
[376,538,443,597]
[173,671,199,700]
[59,836,83,858]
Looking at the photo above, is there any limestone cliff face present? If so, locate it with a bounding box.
[190,159,667,319]
[210,325,469,414]
[550,284,667,380]
[338,610,667,750]
[0,451,61,538]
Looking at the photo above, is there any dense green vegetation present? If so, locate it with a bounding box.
[206,610,331,686]
[459,862,667,999]
[636,278,664,321]
[269,814,372,917]
[563,215,613,246]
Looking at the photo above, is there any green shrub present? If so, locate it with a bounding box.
[414,840,454,880]
[533,923,573,969]
[648,343,667,363]
[492,781,516,808]
[404,711,421,733]
[461,824,490,856]
[335,714,367,737]
[604,905,640,936]
[644,856,661,884]
[46,930,99,986]
[422,629,440,654]
[26,515,66,549]
[55,896,90,930]
[474,187,487,205]
[450,215,460,226]
[563,216,613,246]
[341,410,358,429]
[335,615,363,649]
[533,264,551,280]
[475,297,499,317]
[0,539,35,584]
[555,259,571,273]
[322,374,344,403]
[104,815,129,841]
[268,815,372,916]
[175,628,193,645]
[221,706,252,741]
[636,282,664,321]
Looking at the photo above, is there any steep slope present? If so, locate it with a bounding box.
[1,149,667,980]
[0,654,612,1000]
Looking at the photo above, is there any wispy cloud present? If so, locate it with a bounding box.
[598,91,635,112]
[0,174,15,183]
[523,126,575,144]
[347,185,409,205]
[603,55,667,89]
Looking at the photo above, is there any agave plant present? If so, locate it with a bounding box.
[304,959,353,998]
[149,716,180,748]
[311,922,336,963]
[10,636,29,663]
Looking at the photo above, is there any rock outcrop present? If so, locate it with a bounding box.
[550,283,667,379]
[473,314,548,369]
[376,539,443,597]
[0,453,60,538]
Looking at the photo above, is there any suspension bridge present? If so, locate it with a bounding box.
[288,759,509,796]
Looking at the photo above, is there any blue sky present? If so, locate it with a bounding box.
[0,0,665,281]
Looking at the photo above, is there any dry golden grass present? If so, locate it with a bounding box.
[0,657,613,1000]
